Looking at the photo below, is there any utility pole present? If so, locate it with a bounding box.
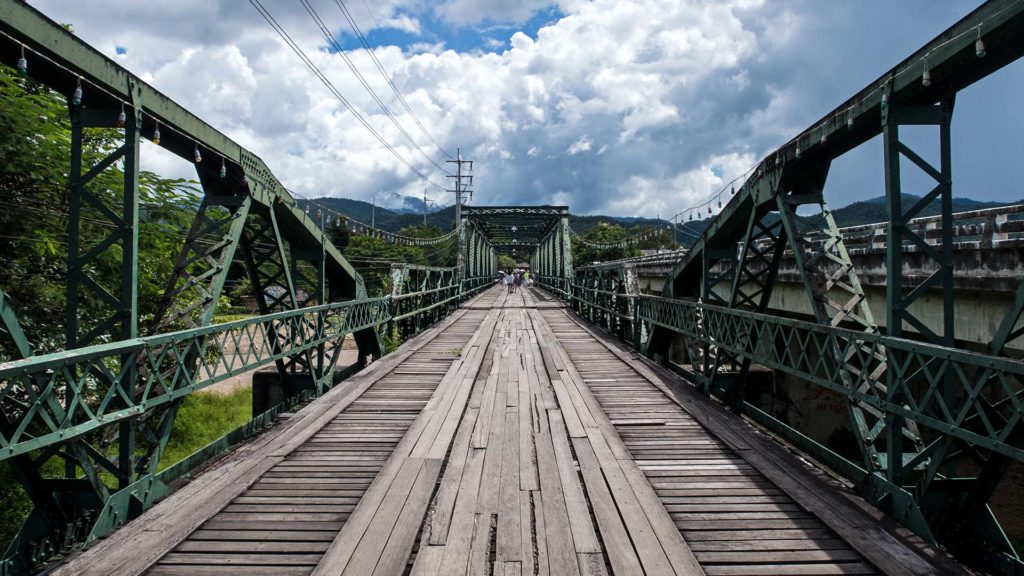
[371,192,376,228]
[422,188,435,227]
[446,148,473,230]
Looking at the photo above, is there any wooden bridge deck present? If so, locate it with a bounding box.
[54,287,962,576]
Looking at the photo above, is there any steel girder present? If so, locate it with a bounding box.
[531,213,572,297]
[635,2,1024,570]
[0,3,384,572]
[463,206,568,262]
[389,264,460,338]
[459,219,497,284]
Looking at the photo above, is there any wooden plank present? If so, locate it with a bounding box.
[556,309,962,576]
[577,552,609,576]
[339,457,426,575]
[439,448,486,576]
[584,428,674,575]
[497,409,522,561]
[619,464,705,576]
[410,545,444,576]
[147,567,310,576]
[701,564,878,576]
[524,490,549,576]
[519,376,539,491]
[371,459,445,576]
[426,409,478,544]
[475,392,508,515]
[572,437,645,576]
[547,410,601,554]
[467,513,494,576]
[534,429,581,576]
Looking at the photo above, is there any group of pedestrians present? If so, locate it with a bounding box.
[498,269,532,294]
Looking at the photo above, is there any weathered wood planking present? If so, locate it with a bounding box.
[52,290,491,576]
[542,306,968,576]
[56,286,966,576]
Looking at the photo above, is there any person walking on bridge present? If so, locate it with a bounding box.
[504,271,515,294]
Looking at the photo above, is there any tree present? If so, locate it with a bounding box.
[571,222,637,265]
[498,254,517,272]
[0,63,201,359]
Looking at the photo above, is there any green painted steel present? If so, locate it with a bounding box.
[0,298,390,461]
[535,2,1024,573]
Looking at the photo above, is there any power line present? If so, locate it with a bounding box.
[331,0,454,160]
[246,0,447,191]
[298,0,451,175]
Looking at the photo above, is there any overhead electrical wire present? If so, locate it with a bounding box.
[331,0,454,160]
[298,0,451,174]
[246,0,447,191]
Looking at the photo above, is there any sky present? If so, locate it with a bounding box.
[30,0,1024,218]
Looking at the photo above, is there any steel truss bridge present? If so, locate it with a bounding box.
[0,1,1023,575]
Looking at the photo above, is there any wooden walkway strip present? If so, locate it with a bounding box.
[310,308,501,575]
[544,306,967,576]
[52,300,488,576]
[56,286,968,576]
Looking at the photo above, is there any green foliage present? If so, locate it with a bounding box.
[570,222,679,266]
[157,389,254,471]
[380,323,402,354]
[572,223,638,264]
[0,63,201,358]
[0,467,32,551]
[498,255,517,272]
[339,223,455,296]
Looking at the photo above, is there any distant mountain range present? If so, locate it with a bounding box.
[300,194,1020,247]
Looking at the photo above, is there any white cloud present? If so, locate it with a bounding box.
[567,136,591,155]
[31,0,1014,219]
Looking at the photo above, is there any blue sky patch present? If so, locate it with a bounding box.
[331,4,564,54]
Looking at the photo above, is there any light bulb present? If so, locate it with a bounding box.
[881,92,888,109]
[795,145,801,159]
[820,132,827,145]
[707,205,712,215]
[193,143,202,164]
[152,123,161,144]
[689,212,693,222]
[219,158,227,179]
[718,198,722,209]
[847,113,854,129]
[116,105,126,128]
[921,60,931,87]
[976,29,986,58]
[71,77,82,106]
[16,44,26,76]
[731,186,735,196]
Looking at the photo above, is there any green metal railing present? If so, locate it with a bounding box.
[545,276,1024,573]
[0,298,388,460]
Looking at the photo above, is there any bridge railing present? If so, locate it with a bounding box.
[387,264,493,340]
[0,279,483,572]
[538,264,1024,572]
[0,298,388,460]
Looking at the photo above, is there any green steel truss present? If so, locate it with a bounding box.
[388,264,491,339]
[538,2,1024,573]
[0,2,485,573]
[529,208,573,296]
[460,219,498,283]
[463,205,568,266]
